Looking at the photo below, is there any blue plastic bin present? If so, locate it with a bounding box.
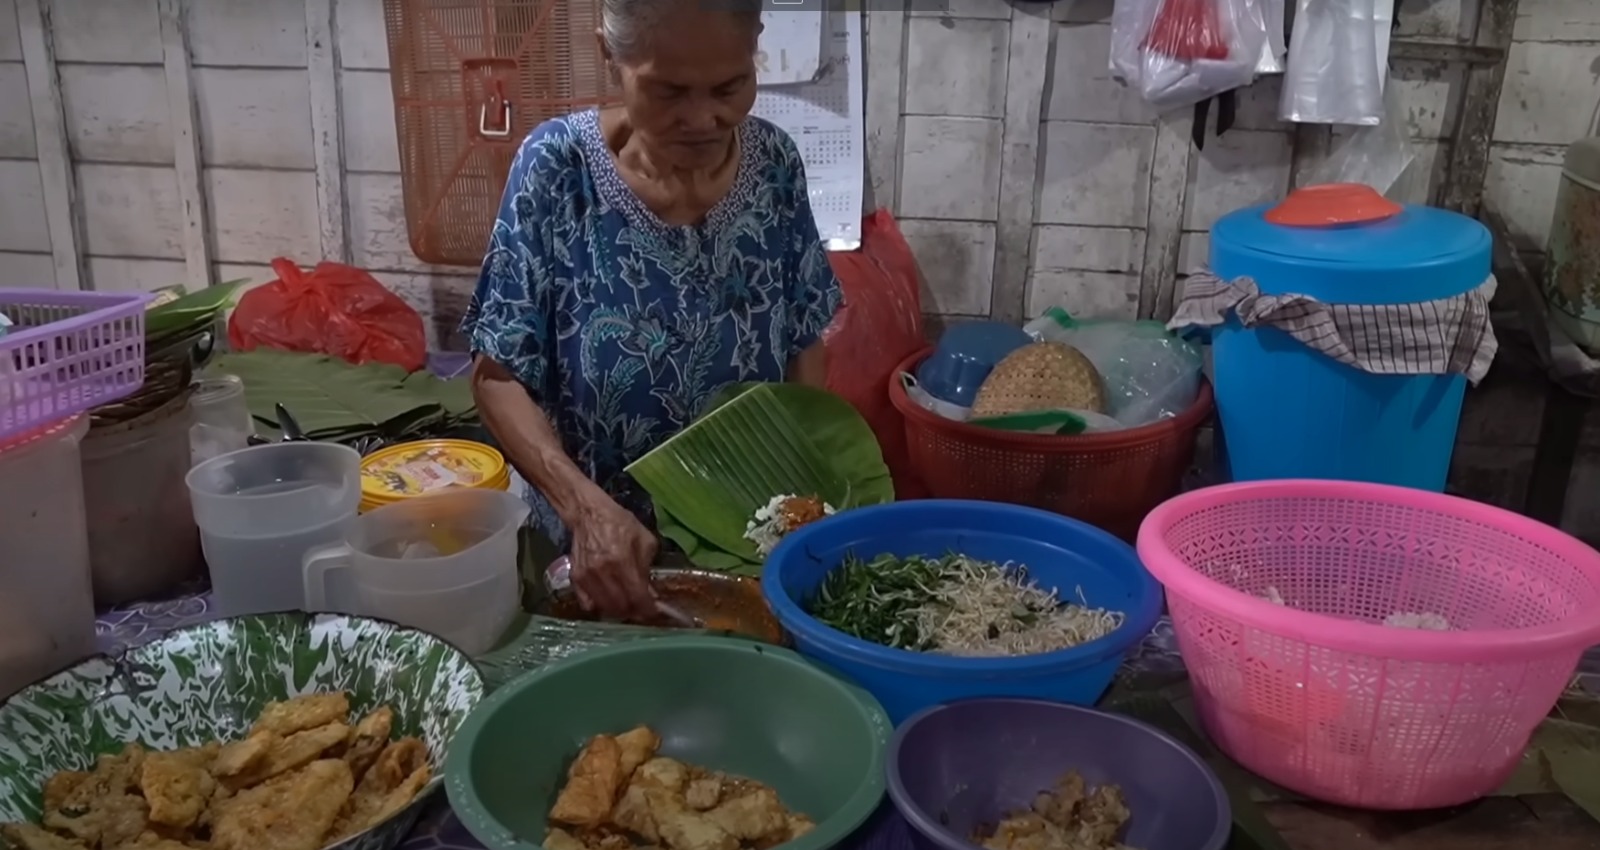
[1207,188,1492,491]
[760,500,1163,724]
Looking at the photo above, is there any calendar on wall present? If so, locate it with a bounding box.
[751,10,865,247]
[756,9,824,85]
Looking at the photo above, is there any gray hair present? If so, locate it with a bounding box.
[600,0,763,63]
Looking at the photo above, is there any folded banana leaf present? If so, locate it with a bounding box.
[645,382,895,574]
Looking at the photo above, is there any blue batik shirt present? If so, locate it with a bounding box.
[460,109,843,549]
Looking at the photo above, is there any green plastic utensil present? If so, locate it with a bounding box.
[445,635,891,850]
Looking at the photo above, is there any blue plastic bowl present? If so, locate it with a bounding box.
[913,321,1033,407]
[888,699,1230,850]
[761,500,1164,723]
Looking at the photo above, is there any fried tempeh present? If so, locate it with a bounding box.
[342,708,394,783]
[247,694,350,738]
[0,822,88,850]
[210,759,353,850]
[139,745,219,829]
[218,723,350,791]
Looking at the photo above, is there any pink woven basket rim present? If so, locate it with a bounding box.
[1136,479,1600,662]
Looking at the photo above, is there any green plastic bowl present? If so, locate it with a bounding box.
[445,635,890,850]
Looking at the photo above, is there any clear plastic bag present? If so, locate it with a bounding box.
[1053,319,1204,428]
[1110,0,1269,110]
[1303,81,1422,201]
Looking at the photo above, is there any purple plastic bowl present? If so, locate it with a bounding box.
[886,699,1230,850]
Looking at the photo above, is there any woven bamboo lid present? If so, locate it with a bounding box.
[970,341,1107,417]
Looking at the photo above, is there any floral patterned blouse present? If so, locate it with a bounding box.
[460,109,842,547]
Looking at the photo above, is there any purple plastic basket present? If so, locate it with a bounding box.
[887,699,1231,850]
[0,288,149,442]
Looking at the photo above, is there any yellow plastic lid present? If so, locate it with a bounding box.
[359,439,510,508]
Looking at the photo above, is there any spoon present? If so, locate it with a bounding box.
[545,556,703,628]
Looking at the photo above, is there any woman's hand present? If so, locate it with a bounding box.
[568,495,659,620]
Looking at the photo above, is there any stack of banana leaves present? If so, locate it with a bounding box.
[204,348,478,452]
[92,281,245,427]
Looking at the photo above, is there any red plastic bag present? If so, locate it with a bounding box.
[823,210,926,498]
[228,258,427,372]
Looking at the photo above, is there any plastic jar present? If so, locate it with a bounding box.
[189,375,254,466]
[0,415,97,699]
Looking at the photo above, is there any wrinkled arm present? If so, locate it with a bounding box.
[470,356,610,526]
[787,340,827,388]
[460,142,610,527]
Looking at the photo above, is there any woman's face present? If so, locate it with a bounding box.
[606,9,760,171]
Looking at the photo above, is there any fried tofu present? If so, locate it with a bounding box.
[702,789,788,843]
[210,735,275,782]
[545,828,590,850]
[546,727,812,850]
[209,759,353,850]
[248,694,350,738]
[613,727,660,779]
[549,736,627,828]
[44,746,149,846]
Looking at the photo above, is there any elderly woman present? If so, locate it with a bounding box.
[462,0,842,619]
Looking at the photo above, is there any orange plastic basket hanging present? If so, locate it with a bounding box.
[383,0,621,266]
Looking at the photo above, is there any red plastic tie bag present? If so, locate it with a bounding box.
[822,210,926,499]
[228,258,427,372]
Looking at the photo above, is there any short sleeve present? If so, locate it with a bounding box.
[459,135,558,399]
[780,137,843,359]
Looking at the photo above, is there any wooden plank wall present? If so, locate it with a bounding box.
[0,0,478,349]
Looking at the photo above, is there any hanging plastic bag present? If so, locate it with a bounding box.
[1279,0,1393,125]
[822,210,925,499]
[1110,0,1269,111]
[1303,79,1423,201]
[1256,0,1287,74]
[227,257,427,372]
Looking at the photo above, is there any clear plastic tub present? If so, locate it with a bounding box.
[188,375,253,467]
[186,442,362,617]
[0,416,97,699]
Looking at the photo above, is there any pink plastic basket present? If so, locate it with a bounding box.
[0,289,148,441]
[1137,479,1600,810]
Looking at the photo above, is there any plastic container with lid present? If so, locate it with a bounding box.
[359,439,510,513]
[0,416,98,699]
[1207,183,1492,491]
[83,389,203,607]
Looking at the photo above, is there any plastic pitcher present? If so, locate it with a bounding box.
[301,489,528,654]
[187,442,362,617]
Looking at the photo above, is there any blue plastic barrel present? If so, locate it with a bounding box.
[1208,186,1492,491]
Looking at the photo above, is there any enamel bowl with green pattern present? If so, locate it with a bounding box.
[0,612,485,850]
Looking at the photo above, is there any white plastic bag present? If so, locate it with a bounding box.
[1256,0,1287,74]
[1110,0,1269,111]
[1279,0,1394,125]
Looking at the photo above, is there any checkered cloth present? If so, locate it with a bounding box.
[1168,270,1499,384]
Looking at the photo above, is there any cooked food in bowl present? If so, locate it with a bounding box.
[975,772,1134,850]
[0,614,483,850]
[808,552,1125,656]
[743,495,835,558]
[444,636,887,850]
[545,725,814,850]
[1,691,427,850]
[548,570,784,643]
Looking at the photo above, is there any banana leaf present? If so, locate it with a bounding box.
[208,350,443,438]
[647,382,895,573]
[144,280,245,339]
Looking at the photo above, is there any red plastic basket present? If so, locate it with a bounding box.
[888,349,1213,540]
[1,289,148,441]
